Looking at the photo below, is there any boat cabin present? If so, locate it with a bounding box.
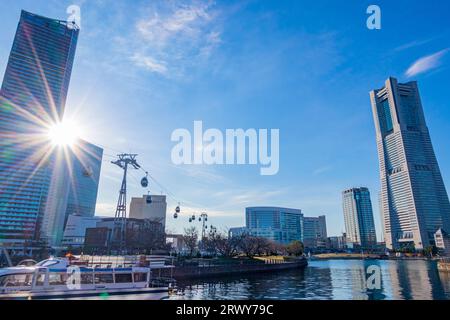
[0,258,151,294]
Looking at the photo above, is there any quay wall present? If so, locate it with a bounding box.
[173,258,308,279]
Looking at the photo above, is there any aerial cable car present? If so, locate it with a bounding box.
[141,172,149,188]
[174,204,181,219]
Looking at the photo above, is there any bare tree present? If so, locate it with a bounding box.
[183,227,199,257]
[202,229,219,256]
[286,240,304,256]
[253,237,272,256]
[237,233,259,258]
[206,232,240,258]
[220,235,241,257]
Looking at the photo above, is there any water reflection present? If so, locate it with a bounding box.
[171,260,450,300]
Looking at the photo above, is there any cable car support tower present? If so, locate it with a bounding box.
[111,154,141,251]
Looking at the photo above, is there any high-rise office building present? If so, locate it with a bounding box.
[129,195,167,229]
[39,149,71,247]
[370,77,450,250]
[0,11,79,250]
[40,139,103,247]
[342,188,377,249]
[64,140,103,221]
[246,207,303,244]
[303,215,327,248]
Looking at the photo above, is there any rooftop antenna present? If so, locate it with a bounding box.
[111,154,141,251]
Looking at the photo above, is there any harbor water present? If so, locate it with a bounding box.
[170,259,450,300]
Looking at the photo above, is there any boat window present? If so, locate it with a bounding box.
[49,273,68,286]
[94,273,113,284]
[115,273,132,283]
[81,273,93,285]
[36,260,60,267]
[134,273,147,283]
[35,273,46,286]
[0,274,33,287]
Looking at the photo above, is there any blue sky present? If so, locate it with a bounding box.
[1,0,449,238]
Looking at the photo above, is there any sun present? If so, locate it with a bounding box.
[47,120,80,147]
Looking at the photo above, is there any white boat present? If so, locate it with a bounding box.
[0,256,176,300]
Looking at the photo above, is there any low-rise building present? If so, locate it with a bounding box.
[87,218,165,252]
[228,227,249,238]
[166,234,187,253]
[246,207,303,245]
[327,234,347,250]
[129,195,167,229]
[84,227,111,251]
[435,228,450,256]
[62,214,103,248]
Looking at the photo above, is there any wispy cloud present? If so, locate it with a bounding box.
[130,1,222,77]
[312,165,332,176]
[393,37,436,53]
[170,164,229,184]
[95,202,116,216]
[209,188,289,209]
[405,49,449,78]
[131,53,168,75]
[136,2,212,44]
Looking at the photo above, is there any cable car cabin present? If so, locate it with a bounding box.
[141,176,149,188]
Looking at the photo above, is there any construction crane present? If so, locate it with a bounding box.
[111,154,141,252]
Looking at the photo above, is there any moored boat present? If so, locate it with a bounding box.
[0,255,176,300]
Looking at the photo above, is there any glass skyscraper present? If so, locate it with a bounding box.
[342,188,377,249]
[303,215,327,248]
[64,140,103,222]
[40,139,103,247]
[0,11,79,250]
[246,207,303,244]
[370,77,450,250]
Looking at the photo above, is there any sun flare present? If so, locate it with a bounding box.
[47,120,80,147]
